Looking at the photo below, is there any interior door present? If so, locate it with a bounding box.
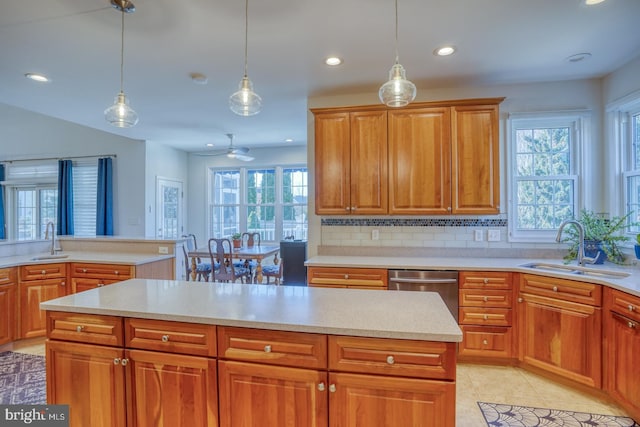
[156,177,183,239]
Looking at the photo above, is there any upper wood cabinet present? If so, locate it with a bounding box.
[312,98,503,215]
[313,110,388,215]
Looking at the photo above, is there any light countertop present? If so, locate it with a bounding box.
[305,255,640,297]
[40,279,462,343]
[0,251,173,268]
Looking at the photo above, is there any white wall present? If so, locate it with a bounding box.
[186,145,308,246]
[0,103,146,236]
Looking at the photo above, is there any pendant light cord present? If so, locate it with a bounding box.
[243,0,249,78]
[119,7,125,92]
[394,0,399,64]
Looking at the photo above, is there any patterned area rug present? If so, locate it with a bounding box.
[478,402,640,427]
[0,351,46,404]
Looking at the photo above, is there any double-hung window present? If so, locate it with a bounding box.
[508,112,586,242]
[619,95,640,233]
[208,166,308,242]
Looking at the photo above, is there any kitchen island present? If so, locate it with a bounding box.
[41,279,462,427]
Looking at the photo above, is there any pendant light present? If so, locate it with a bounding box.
[378,0,416,107]
[229,0,262,116]
[104,0,139,128]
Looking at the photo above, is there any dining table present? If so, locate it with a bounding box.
[187,244,280,284]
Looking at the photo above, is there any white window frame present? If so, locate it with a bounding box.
[507,111,589,242]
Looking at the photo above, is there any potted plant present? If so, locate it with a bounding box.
[561,209,636,265]
[231,233,242,249]
[635,233,640,259]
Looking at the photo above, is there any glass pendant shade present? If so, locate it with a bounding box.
[379,62,416,107]
[229,76,262,116]
[104,91,139,128]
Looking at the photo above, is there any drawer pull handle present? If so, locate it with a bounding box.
[41,270,46,275]
[82,268,87,273]
[264,345,272,353]
[120,358,129,366]
[552,286,558,292]
[483,296,489,302]
[97,283,104,287]
[161,335,169,343]
[483,314,489,320]
[329,384,336,393]
[114,358,121,365]
[483,340,488,345]
[317,382,325,391]
[483,278,489,284]
[76,325,84,332]
[629,305,636,312]
[344,274,349,279]
[386,355,395,365]
[115,271,119,275]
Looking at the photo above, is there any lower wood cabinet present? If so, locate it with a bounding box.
[604,288,640,422]
[518,274,602,388]
[0,268,17,345]
[307,267,388,290]
[20,263,68,338]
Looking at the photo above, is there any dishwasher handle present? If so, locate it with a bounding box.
[389,277,458,284]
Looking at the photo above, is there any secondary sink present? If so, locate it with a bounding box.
[30,254,69,261]
[519,262,630,279]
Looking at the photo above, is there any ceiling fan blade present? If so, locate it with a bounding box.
[228,146,250,155]
[193,151,225,157]
[233,153,255,161]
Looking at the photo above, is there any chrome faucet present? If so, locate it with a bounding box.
[556,219,599,266]
[44,221,56,255]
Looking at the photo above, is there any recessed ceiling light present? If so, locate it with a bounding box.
[285,138,293,143]
[325,57,343,66]
[584,0,606,5]
[24,73,50,83]
[566,52,592,63]
[434,46,456,56]
[206,143,214,147]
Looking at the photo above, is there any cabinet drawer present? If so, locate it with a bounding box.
[70,263,133,280]
[307,267,388,289]
[218,326,327,369]
[607,288,640,323]
[47,311,123,346]
[20,263,66,280]
[458,325,513,359]
[71,278,120,293]
[125,318,216,357]
[328,335,456,380]
[459,271,512,290]
[520,274,601,306]
[459,307,512,326]
[460,289,512,308]
[0,268,17,285]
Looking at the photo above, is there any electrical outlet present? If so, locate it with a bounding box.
[158,246,169,254]
[372,229,379,240]
[488,230,501,242]
[474,230,483,241]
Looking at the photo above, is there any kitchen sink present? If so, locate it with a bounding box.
[519,262,630,279]
[30,254,69,261]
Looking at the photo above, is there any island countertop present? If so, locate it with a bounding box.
[40,278,462,343]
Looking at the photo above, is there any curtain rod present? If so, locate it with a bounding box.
[1,154,117,164]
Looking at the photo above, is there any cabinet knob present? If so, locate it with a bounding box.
[329,384,336,393]
[82,268,87,273]
[386,355,395,365]
[97,283,104,287]
[518,297,523,303]
[629,305,636,312]
[345,207,351,211]
[120,358,129,366]
[161,335,169,343]
[629,322,635,329]
[552,286,558,292]
[264,345,272,353]
[483,296,489,302]
[115,271,119,275]
[113,358,121,365]
[317,382,325,391]
[483,278,489,284]
[60,281,65,286]
[41,270,46,275]
[483,340,488,345]
[483,314,489,320]
[344,274,349,279]
[76,325,84,332]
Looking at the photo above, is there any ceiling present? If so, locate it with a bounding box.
[2,0,640,153]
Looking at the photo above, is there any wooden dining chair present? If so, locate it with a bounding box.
[262,259,284,285]
[182,234,211,281]
[208,238,250,283]
[235,232,260,281]
[241,232,261,247]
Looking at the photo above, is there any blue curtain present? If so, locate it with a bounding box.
[57,160,74,235]
[96,157,114,236]
[0,164,5,240]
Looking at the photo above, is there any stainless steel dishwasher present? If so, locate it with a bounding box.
[388,270,459,321]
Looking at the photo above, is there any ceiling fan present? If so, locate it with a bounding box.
[195,133,255,161]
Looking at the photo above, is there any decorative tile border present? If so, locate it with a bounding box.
[320,218,508,227]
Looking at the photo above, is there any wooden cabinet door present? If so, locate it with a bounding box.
[329,372,455,427]
[46,340,126,427]
[388,107,452,214]
[314,112,351,214]
[604,311,640,422]
[0,283,16,345]
[20,278,67,338]
[519,292,602,388]
[451,104,500,214]
[126,349,218,427]
[218,360,327,427]
[349,111,388,214]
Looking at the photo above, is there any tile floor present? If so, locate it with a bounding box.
[3,339,635,426]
